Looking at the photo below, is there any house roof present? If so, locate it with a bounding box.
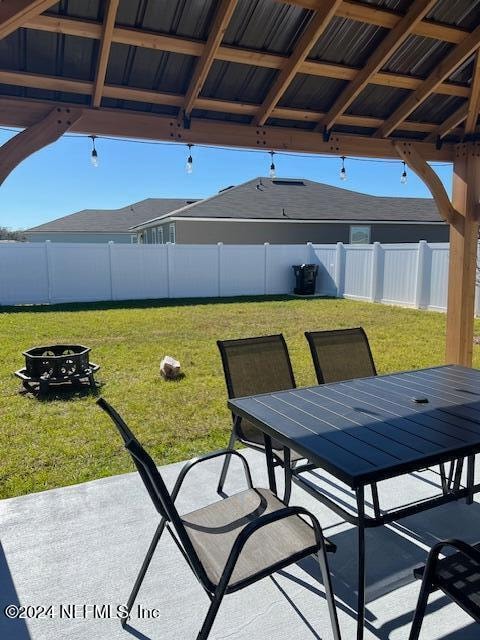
[132,177,444,229]
[25,198,198,234]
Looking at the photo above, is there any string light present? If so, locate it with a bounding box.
[90,135,98,167]
[400,161,408,184]
[339,155,347,181]
[186,144,193,174]
[269,151,276,178]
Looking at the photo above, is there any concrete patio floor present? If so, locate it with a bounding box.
[1,449,480,640]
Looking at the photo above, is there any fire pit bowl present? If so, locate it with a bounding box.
[15,344,100,395]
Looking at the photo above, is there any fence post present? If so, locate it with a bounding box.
[217,242,223,297]
[370,242,382,302]
[264,243,270,294]
[45,240,53,303]
[415,240,428,309]
[335,242,344,297]
[166,242,174,298]
[107,241,114,300]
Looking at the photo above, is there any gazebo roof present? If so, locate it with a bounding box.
[1,0,480,162]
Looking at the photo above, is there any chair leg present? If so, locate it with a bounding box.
[283,448,292,505]
[217,430,237,495]
[371,482,381,519]
[122,520,165,627]
[439,463,448,495]
[196,590,225,640]
[408,577,432,640]
[317,547,341,640]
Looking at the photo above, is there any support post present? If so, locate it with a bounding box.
[446,143,480,365]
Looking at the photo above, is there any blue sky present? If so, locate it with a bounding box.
[0,127,453,230]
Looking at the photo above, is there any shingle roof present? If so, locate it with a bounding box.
[26,198,198,233]
[133,177,443,228]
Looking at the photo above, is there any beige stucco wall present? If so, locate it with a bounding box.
[171,220,449,244]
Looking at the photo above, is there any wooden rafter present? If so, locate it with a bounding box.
[0,68,449,135]
[0,105,82,185]
[253,0,342,127]
[183,0,237,118]
[376,23,480,138]
[465,52,480,134]
[22,14,470,100]
[0,96,454,161]
[0,0,57,40]
[319,0,438,132]
[92,0,119,108]
[425,104,468,142]
[394,142,460,226]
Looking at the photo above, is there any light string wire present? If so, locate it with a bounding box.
[0,125,451,167]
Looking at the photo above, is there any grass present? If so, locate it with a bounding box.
[1,295,480,500]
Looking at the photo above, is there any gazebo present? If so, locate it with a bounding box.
[0,0,479,365]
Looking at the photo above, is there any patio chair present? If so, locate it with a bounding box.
[97,398,342,640]
[304,327,447,513]
[216,334,305,503]
[409,539,480,640]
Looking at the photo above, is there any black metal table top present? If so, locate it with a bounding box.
[228,365,480,489]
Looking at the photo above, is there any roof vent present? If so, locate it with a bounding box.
[218,185,235,193]
[271,179,305,186]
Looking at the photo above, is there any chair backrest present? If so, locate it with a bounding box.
[217,335,296,444]
[97,398,210,587]
[305,327,377,384]
[97,398,176,521]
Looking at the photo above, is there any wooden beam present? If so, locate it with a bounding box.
[425,104,468,142]
[445,144,480,366]
[0,69,446,135]
[394,141,460,225]
[22,14,471,99]
[253,0,342,126]
[92,0,119,108]
[0,0,57,40]
[183,0,237,117]
[376,23,480,138]
[0,95,455,161]
[465,52,480,134]
[289,0,467,44]
[0,105,81,185]
[320,0,438,132]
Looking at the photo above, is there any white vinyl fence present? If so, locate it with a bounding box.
[0,240,476,314]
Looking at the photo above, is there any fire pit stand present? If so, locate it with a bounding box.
[15,344,100,395]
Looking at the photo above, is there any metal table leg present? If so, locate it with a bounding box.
[356,486,366,640]
[467,455,475,505]
[264,434,277,495]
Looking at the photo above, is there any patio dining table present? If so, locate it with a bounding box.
[228,364,480,640]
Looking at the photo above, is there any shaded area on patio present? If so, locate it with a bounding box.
[1,449,479,639]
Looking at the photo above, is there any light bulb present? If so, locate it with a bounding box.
[186,155,193,174]
[91,148,98,167]
[339,156,347,181]
[269,162,276,178]
[400,162,407,184]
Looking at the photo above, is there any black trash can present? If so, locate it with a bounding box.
[292,264,318,295]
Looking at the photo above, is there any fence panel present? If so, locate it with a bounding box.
[343,246,373,300]
[380,244,419,306]
[0,240,464,313]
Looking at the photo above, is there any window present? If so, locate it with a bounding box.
[168,223,176,244]
[350,225,371,244]
[152,228,157,244]
[158,227,164,244]
[130,234,137,244]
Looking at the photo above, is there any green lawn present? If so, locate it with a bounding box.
[1,296,479,500]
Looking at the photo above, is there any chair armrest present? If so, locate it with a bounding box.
[217,505,331,592]
[419,538,480,584]
[171,449,253,502]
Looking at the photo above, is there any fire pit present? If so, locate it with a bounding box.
[15,344,100,395]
